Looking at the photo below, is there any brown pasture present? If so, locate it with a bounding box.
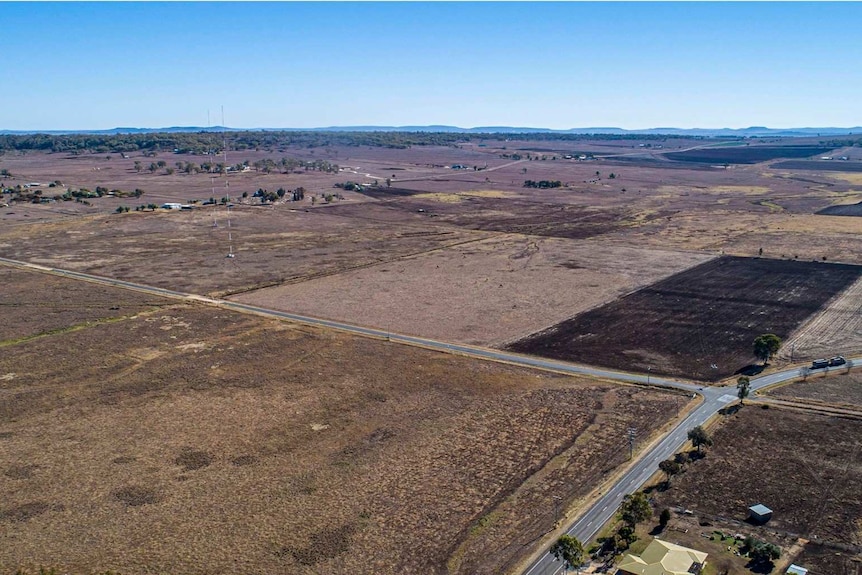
[766,370,862,409]
[0,268,691,575]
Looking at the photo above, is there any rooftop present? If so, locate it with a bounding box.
[618,539,708,575]
[749,504,773,515]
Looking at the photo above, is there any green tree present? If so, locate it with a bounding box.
[549,535,585,573]
[659,508,671,529]
[687,425,713,454]
[749,540,781,566]
[659,459,681,482]
[618,491,651,526]
[737,376,751,405]
[617,524,637,546]
[753,334,782,365]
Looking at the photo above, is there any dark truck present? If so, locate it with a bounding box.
[811,356,846,369]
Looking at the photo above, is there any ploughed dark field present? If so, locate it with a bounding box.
[506,256,862,381]
[663,145,835,164]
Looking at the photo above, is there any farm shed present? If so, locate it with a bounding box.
[618,539,708,575]
[786,565,808,575]
[748,503,773,523]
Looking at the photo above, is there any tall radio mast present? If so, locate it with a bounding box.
[223,106,234,258]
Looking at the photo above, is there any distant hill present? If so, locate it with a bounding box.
[2,125,862,137]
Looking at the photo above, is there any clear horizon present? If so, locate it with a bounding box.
[3,2,861,131]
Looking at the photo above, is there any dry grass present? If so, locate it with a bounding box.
[0,272,690,575]
[0,267,174,342]
[232,234,711,346]
[766,370,862,409]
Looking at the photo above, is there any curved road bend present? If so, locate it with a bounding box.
[0,257,857,574]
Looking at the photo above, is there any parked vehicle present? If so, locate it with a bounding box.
[829,356,846,366]
[811,359,829,369]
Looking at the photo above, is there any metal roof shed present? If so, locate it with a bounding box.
[749,504,773,523]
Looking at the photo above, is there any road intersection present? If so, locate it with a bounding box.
[0,256,856,575]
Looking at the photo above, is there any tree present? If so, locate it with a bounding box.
[737,376,751,405]
[753,334,782,365]
[659,459,681,482]
[747,539,781,567]
[618,491,651,526]
[659,508,671,529]
[687,425,713,454]
[549,535,585,573]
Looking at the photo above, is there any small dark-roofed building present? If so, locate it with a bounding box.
[749,504,773,523]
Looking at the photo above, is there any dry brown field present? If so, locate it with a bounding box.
[766,370,862,409]
[4,137,862,574]
[0,266,175,342]
[233,235,711,346]
[3,140,862,375]
[0,267,691,575]
[652,406,862,572]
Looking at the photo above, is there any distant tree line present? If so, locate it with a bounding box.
[0,130,725,155]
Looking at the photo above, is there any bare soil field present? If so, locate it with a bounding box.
[818,201,862,216]
[0,266,174,342]
[0,270,691,575]
[778,275,862,363]
[663,145,836,164]
[772,160,862,172]
[792,541,862,575]
[652,406,862,571]
[766,370,862,409]
[506,256,862,381]
[232,236,712,346]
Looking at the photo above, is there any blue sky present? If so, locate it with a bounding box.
[2,2,861,130]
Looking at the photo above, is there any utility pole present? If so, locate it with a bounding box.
[553,495,562,526]
[627,427,636,460]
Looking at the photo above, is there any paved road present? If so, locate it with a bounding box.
[1,257,857,575]
[522,362,861,575]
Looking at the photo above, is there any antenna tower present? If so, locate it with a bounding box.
[223,106,234,258]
